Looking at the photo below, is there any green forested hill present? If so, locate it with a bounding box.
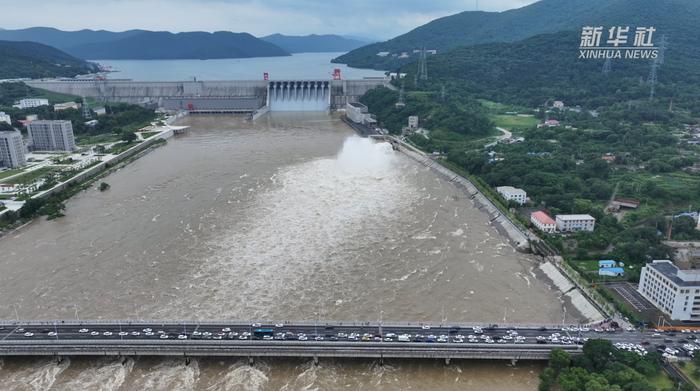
[404,30,700,115]
[335,0,700,70]
[0,40,96,79]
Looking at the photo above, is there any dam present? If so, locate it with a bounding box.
[25,78,388,113]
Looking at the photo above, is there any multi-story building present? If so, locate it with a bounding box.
[16,98,49,109]
[638,260,700,321]
[496,186,527,205]
[530,211,556,233]
[27,120,76,151]
[0,112,10,125]
[0,131,26,168]
[555,214,596,232]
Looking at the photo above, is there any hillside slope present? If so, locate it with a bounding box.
[0,40,96,79]
[335,0,700,69]
[0,27,144,51]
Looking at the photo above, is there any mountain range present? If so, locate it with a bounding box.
[334,0,700,69]
[260,34,369,53]
[0,40,96,79]
[0,28,290,60]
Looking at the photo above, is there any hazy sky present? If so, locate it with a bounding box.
[0,0,537,39]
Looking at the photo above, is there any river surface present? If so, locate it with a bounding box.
[94,52,385,81]
[0,114,580,390]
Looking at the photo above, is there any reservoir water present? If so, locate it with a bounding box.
[95,52,385,81]
[0,114,583,390]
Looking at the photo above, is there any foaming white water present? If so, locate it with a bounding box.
[53,358,134,391]
[130,359,199,391]
[0,358,69,391]
[280,360,342,391]
[203,361,269,391]
[184,137,415,318]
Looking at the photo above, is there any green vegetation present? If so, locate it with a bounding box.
[0,40,96,79]
[5,167,57,185]
[0,167,27,181]
[540,341,686,391]
[98,182,110,192]
[139,131,160,139]
[491,115,539,131]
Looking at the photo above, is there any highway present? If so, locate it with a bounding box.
[1,321,695,360]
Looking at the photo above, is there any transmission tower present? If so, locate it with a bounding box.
[657,35,668,66]
[648,58,659,100]
[395,81,406,109]
[419,47,428,81]
[82,97,92,119]
[602,57,612,75]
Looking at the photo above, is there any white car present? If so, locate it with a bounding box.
[91,331,100,336]
[23,332,34,337]
[421,325,431,330]
[160,334,169,339]
[103,331,113,336]
[222,328,231,332]
[48,332,57,337]
[178,334,187,340]
[78,328,89,333]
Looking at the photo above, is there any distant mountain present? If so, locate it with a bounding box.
[0,27,145,51]
[0,40,96,79]
[334,0,700,69]
[0,28,290,60]
[67,31,289,60]
[261,34,369,53]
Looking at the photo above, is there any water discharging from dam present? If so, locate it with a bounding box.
[0,113,585,390]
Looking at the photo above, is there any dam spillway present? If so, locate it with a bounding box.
[25,79,387,113]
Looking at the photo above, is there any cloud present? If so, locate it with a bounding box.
[0,0,538,39]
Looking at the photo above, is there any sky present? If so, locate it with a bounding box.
[0,0,537,40]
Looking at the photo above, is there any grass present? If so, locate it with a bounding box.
[647,371,676,390]
[678,362,700,389]
[5,167,58,185]
[491,114,540,130]
[0,167,27,181]
[108,141,141,155]
[76,133,121,146]
[140,131,160,139]
[31,87,101,106]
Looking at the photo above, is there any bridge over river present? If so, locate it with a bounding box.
[0,320,656,363]
[25,78,387,113]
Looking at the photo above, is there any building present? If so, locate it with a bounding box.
[0,112,10,125]
[552,101,565,109]
[16,98,49,109]
[531,211,556,233]
[555,214,596,232]
[93,107,107,116]
[598,260,624,277]
[53,101,80,111]
[345,102,376,126]
[638,260,700,321]
[408,116,419,130]
[496,186,527,205]
[0,131,26,168]
[544,119,560,127]
[611,197,640,210]
[27,120,76,151]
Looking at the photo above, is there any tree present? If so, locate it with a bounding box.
[121,131,137,143]
[550,348,571,374]
[98,182,110,192]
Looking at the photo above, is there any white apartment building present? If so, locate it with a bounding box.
[638,260,700,321]
[496,186,527,205]
[531,211,556,233]
[53,101,80,111]
[28,120,76,151]
[17,98,49,109]
[555,214,596,232]
[0,112,10,125]
[0,131,26,168]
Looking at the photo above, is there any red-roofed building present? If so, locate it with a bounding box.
[544,119,560,127]
[531,211,556,233]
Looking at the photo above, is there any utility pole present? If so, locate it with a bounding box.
[602,57,612,75]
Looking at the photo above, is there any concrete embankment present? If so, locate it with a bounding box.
[382,136,530,252]
[539,262,606,324]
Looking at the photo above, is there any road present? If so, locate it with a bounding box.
[0,321,695,360]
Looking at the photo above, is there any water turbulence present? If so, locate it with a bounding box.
[181,136,413,320]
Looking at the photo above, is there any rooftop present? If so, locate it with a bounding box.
[649,260,700,287]
[556,214,595,221]
[531,211,555,225]
[496,186,526,195]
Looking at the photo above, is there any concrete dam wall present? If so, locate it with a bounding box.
[26,79,387,112]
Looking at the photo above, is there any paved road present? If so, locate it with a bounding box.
[0,321,696,359]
